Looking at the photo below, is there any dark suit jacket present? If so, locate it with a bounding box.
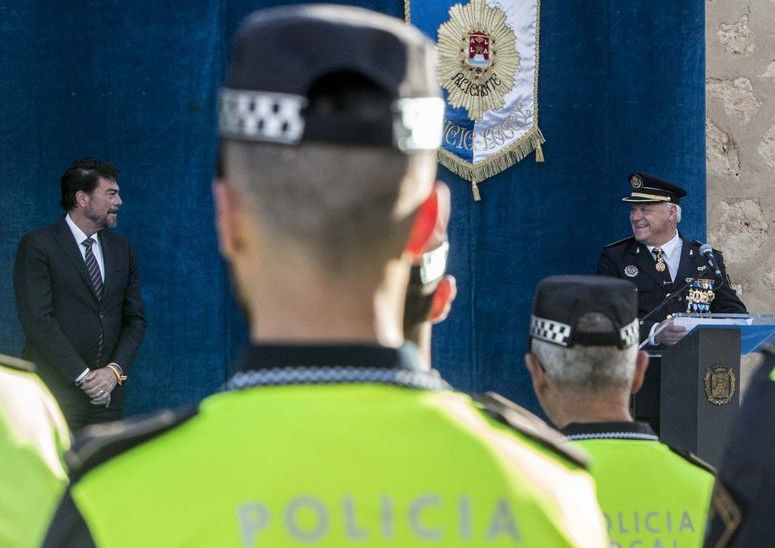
[13,218,146,413]
[597,235,746,341]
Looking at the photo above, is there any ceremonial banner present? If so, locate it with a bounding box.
[407,0,543,199]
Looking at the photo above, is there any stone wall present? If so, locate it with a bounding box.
[706,0,774,386]
[707,1,775,314]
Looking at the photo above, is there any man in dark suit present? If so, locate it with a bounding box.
[14,159,146,431]
[597,172,746,346]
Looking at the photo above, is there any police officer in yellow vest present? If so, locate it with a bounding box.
[0,353,70,547]
[43,5,606,547]
[524,276,714,548]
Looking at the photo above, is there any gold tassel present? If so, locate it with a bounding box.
[535,141,545,163]
[436,127,546,185]
[471,180,481,201]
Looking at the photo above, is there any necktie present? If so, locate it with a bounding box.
[83,237,105,367]
[82,237,104,300]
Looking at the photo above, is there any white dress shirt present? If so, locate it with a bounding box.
[646,230,682,345]
[646,230,681,282]
[65,214,105,281]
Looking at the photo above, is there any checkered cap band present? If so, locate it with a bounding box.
[620,319,640,347]
[531,316,639,348]
[219,89,442,151]
[222,366,451,393]
[530,315,572,347]
[219,89,307,144]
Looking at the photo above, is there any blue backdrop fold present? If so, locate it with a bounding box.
[0,1,704,416]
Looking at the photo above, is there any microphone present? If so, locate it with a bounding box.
[698,243,723,279]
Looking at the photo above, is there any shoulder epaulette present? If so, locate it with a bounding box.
[605,236,634,248]
[666,445,716,474]
[0,353,35,373]
[67,405,199,481]
[475,392,588,469]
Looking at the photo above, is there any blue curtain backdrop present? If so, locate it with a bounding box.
[0,1,704,416]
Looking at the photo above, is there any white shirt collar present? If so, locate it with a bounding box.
[647,230,680,257]
[65,214,101,248]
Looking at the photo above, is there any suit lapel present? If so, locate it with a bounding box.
[674,236,695,285]
[98,230,117,298]
[53,219,98,300]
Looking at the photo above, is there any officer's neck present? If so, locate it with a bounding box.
[550,391,633,430]
[249,255,407,347]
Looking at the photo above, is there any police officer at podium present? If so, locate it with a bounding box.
[42,6,607,546]
[597,173,747,431]
[597,172,746,346]
[524,275,715,548]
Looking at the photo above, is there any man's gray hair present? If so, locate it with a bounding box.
[531,312,638,391]
[668,203,681,224]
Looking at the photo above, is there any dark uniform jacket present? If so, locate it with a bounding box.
[597,235,746,341]
[13,218,146,418]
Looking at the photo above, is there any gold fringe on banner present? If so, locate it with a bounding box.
[438,127,545,194]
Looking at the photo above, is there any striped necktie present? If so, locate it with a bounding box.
[82,237,104,300]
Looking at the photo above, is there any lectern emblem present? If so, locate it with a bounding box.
[704,367,736,406]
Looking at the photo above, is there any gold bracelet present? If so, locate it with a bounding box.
[106,363,127,386]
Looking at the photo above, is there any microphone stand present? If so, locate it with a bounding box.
[639,279,694,329]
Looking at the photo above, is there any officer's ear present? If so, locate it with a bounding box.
[404,184,441,261]
[630,350,650,394]
[429,275,456,324]
[213,179,242,260]
[524,352,548,397]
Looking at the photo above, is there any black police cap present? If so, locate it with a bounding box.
[530,276,639,348]
[622,172,687,204]
[219,4,444,152]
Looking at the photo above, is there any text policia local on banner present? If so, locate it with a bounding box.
[443,107,533,152]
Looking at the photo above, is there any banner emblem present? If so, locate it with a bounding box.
[407,0,544,200]
[467,32,490,67]
[437,3,519,121]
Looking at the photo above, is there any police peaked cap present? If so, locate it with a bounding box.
[622,172,687,204]
[530,276,639,348]
[219,4,444,152]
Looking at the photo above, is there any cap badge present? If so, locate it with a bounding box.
[437,2,518,121]
[624,265,638,277]
[630,174,644,190]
